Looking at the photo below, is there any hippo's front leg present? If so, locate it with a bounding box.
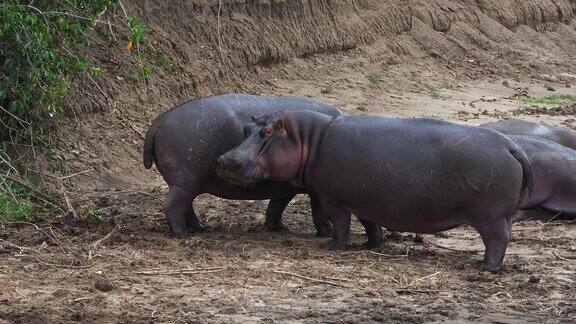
[319,198,351,250]
[185,206,205,233]
[310,194,333,237]
[264,195,295,231]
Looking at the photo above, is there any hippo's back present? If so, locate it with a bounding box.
[511,135,576,215]
[144,94,341,186]
[161,94,341,124]
[481,119,576,151]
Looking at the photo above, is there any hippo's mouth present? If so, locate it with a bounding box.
[215,168,258,187]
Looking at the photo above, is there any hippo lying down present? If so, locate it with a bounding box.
[143,94,340,236]
[481,119,576,221]
[217,111,535,272]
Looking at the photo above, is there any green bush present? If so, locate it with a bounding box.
[0,0,117,139]
[0,180,33,221]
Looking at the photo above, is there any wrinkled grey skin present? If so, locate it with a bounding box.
[218,111,535,272]
[481,119,576,150]
[482,119,576,221]
[508,135,576,221]
[143,94,341,236]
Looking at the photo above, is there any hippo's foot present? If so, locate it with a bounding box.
[362,237,384,249]
[479,261,502,274]
[264,221,286,232]
[169,228,196,238]
[413,234,424,244]
[320,239,348,250]
[187,223,206,233]
[434,232,449,238]
[185,217,206,234]
[315,224,333,237]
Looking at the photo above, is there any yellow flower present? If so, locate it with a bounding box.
[124,40,133,51]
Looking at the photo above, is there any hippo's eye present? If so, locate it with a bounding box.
[260,127,272,139]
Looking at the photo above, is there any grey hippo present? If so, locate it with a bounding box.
[217,111,535,272]
[512,135,576,219]
[482,119,576,221]
[143,94,341,236]
[481,119,576,150]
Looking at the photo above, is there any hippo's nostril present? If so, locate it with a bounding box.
[217,156,227,169]
[230,158,241,168]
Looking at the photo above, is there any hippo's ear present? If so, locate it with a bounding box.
[250,115,258,122]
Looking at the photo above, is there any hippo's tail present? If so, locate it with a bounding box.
[508,143,535,194]
[143,121,158,169]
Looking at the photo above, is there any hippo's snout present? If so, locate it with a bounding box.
[217,155,240,171]
[216,153,258,187]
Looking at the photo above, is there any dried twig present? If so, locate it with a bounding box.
[1,220,69,255]
[24,4,119,27]
[107,20,117,41]
[410,271,441,286]
[0,238,30,253]
[0,105,30,127]
[271,270,343,287]
[553,251,576,261]
[91,224,121,249]
[369,250,409,258]
[62,184,78,219]
[117,0,128,18]
[396,288,440,294]
[69,296,94,303]
[130,123,145,139]
[427,240,483,254]
[59,169,92,180]
[35,257,94,269]
[135,267,228,275]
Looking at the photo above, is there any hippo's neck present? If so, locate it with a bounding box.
[288,113,335,189]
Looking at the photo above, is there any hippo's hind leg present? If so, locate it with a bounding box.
[475,216,512,273]
[310,194,333,237]
[264,195,295,231]
[359,219,384,248]
[165,185,195,236]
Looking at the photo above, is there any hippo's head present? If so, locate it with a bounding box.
[216,113,305,186]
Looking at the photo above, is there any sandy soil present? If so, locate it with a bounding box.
[2,66,576,322]
[2,0,576,321]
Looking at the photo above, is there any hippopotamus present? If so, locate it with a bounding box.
[481,119,576,221]
[481,119,576,150]
[143,94,341,236]
[504,135,576,221]
[217,111,535,272]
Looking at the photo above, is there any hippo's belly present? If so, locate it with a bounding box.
[205,177,303,200]
[351,205,467,234]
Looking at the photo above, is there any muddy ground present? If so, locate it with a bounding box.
[2,0,576,322]
[2,71,576,323]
